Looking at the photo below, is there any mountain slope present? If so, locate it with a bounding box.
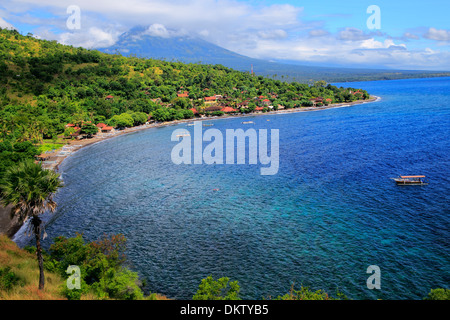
[100,26,450,83]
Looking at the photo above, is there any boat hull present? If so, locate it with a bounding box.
[393,179,428,185]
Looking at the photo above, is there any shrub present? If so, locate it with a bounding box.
[424,288,450,300]
[92,268,143,300]
[47,233,144,300]
[0,267,22,291]
[276,284,347,300]
[193,276,241,300]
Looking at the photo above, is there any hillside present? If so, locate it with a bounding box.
[0,234,170,300]
[100,26,450,83]
[0,234,67,299]
[0,27,371,177]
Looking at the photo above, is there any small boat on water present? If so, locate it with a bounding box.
[176,130,190,137]
[203,123,214,127]
[242,121,254,124]
[391,175,428,185]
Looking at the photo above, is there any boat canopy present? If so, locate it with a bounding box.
[400,175,426,178]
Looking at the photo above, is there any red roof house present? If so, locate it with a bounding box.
[204,96,217,103]
[221,107,237,113]
[101,126,114,133]
[177,92,189,98]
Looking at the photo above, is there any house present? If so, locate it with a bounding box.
[65,123,76,128]
[221,106,237,113]
[255,107,264,112]
[205,105,222,112]
[190,108,199,116]
[36,154,50,161]
[238,101,249,108]
[105,95,114,100]
[309,97,324,106]
[177,91,189,98]
[96,123,107,129]
[204,96,217,104]
[101,126,114,133]
[262,99,271,106]
[70,127,81,138]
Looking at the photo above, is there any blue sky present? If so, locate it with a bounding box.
[1,0,449,70]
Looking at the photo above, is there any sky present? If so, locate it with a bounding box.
[1,0,449,70]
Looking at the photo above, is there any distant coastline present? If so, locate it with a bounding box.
[2,95,379,240]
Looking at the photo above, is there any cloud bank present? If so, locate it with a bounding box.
[1,0,449,70]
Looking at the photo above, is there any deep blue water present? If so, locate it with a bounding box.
[15,77,450,299]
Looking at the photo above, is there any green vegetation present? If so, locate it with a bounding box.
[43,233,146,300]
[0,160,63,290]
[424,288,450,300]
[192,275,241,300]
[0,27,370,177]
[275,284,348,300]
[0,234,68,299]
[0,266,22,291]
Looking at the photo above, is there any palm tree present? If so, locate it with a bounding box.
[0,160,63,290]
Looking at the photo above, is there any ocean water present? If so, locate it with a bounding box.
[15,77,450,299]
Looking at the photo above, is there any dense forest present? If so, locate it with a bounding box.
[0,28,370,176]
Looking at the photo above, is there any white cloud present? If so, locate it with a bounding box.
[309,29,329,37]
[403,32,419,40]
[338,27,371,41]
[0,17,16,30]
[360,39,406,50]
[59,27,120,48]
[1,1,449,70]
[145,24,170,38]
[257,29,287,40]
[424,27,450,41]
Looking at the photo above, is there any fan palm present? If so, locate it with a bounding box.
[0,160,63,290]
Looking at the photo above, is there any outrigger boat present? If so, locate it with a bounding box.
[391,175,428,185]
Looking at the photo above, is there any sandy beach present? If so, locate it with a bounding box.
[0,95,379,238]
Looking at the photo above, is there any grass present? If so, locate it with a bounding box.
[36,142,65,154]
[0,235,169,300]
[0,234,66,300]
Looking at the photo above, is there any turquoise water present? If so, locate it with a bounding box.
[15,77,450,299]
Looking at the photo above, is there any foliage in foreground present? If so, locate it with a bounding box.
[0,160,63,291]
[192,275,241,300]
[0,234,67,300]
[424,288,450,300]
[42,233,144,300]
[275,283,348,300]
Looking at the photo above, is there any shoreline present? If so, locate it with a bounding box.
[1,95,379,239]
